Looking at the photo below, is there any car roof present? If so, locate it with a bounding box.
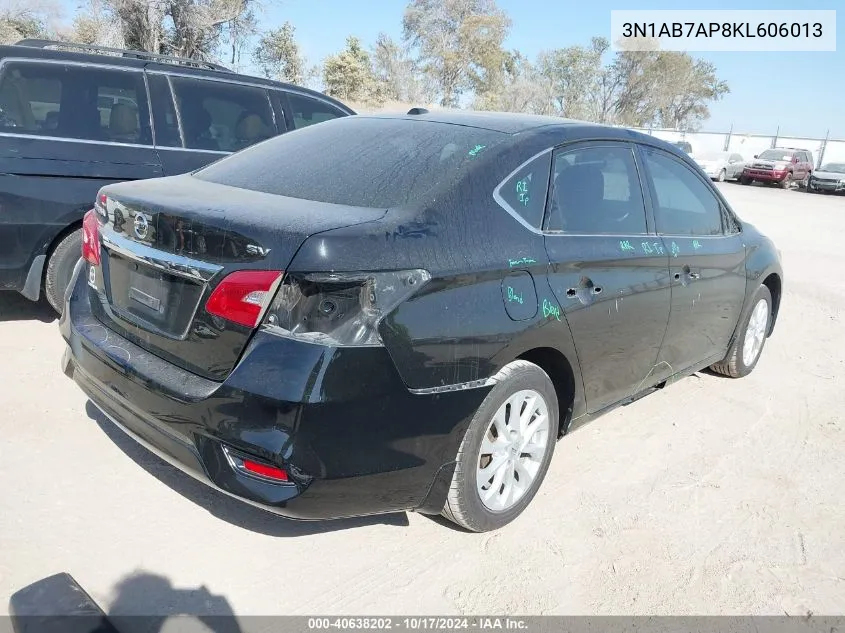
[0,41,354,114]
[359,109,595,134]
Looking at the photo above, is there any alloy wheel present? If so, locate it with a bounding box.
[476,389,550,513]
[742,299,769,367]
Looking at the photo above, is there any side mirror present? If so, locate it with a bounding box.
[753,154,758,159]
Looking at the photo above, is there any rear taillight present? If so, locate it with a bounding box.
[81,209,100,266]
[205,270,283,328]
[262,269,431,347]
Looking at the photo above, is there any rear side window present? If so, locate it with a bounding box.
[0,62,151,144]
[496,152,552,230]
[193,117,505,208]
[547,145,648,235]
[286,92,346,129]
[642,147,724,236]
[171,78,275,152]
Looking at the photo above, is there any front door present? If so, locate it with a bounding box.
[543,142,672,413]
[638,146,748,373]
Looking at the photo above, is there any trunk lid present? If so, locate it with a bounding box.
[91,174,386,380]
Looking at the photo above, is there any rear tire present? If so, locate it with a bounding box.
[44,229,82,315]
[441,360,558,532]
[710,285,772,379]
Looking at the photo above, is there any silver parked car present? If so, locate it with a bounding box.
[692,150,746,182]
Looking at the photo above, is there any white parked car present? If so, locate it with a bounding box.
[692,150,746,182]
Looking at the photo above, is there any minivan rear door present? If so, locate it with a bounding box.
[0,59,162,277]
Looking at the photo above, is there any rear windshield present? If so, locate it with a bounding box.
[193,116,506,208]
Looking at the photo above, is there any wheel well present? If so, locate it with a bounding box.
[517,347,575,438]
[762,273,781,335]
[42,220,82,285]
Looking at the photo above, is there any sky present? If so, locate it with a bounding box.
[60,0,845,138]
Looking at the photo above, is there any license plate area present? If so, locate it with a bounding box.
[104,252,205,339]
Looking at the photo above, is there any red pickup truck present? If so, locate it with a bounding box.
[740,147,814,189]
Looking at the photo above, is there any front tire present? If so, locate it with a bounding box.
[44,229,82,315]
[717,169,726,182]
[740,175,752,185]
[441,360,558,532]
[711,285,772,379]
[780,172,793,189]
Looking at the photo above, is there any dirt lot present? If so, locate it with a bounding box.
[1,183,843,620]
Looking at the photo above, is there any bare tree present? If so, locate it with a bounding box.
[0,0,64,44]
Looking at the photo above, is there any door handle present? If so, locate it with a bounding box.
[688,272,700,279]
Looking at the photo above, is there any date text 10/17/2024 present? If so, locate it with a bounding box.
[307,617,529,630]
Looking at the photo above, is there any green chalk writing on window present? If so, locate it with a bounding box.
[507,286,524,304]
[468,144,486,157]
[515,178,530,206]
[619,240,636,253]
[508,257,537,268]
[670,241,680,257]
[693,240,702,250]
[542,298,561,321]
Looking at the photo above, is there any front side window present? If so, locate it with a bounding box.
[171,78,275,152]
[0,62,150,144]
[642,147,724,236]
[546,145,648,235]
[286,92,346,130]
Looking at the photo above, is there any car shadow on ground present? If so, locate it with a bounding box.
[9,571,248,633]
[86,401,410,537]
[0,291,57,323]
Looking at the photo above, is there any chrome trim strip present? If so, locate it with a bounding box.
[0,131,155,149]
[100,226,223,282]
[409,377,497,395]
[492,148,552,236]
[156,145,229,155]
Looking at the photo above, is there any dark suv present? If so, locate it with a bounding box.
[0,39,354,312]
[740,147,814,189]
[60,111,783,532]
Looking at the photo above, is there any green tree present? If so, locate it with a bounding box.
[402,0,510,107]
[537,36,608,120]
[253,22,305,84]
[322,36,384,105]
[372,32,430,103]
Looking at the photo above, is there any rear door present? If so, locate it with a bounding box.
[543,141,672,413]
[0,59,161,280]
[638,145,747,373]
[152,73,279,176]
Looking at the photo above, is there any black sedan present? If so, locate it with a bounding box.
[59,110,783,532]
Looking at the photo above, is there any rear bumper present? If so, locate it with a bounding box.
[60,261,486,520]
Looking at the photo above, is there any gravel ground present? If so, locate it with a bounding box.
[1,182,843,622]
